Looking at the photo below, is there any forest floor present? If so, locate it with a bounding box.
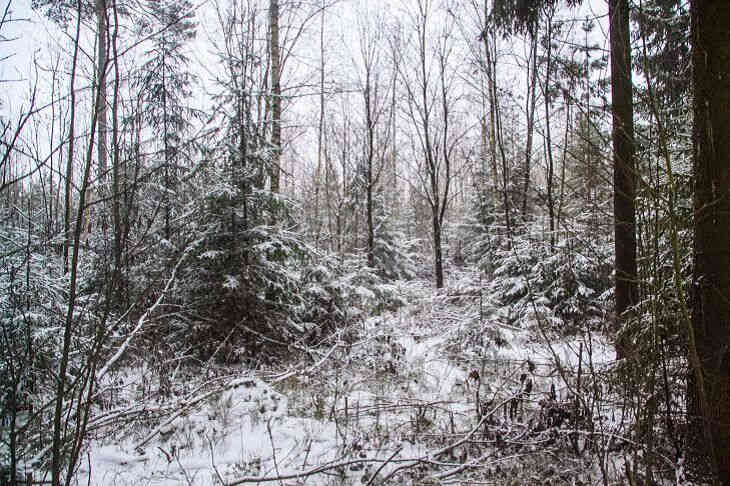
[73,269,635,486]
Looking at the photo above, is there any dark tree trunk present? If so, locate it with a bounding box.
[269,0,281,195]
[364,75,375,269]
[63,1,82,274]
[542,13,556,250]
[483,28,511,242]
[96,0,108,220]
[690,0,730,480]
[432,207,443,289]
[314,1,326,244]
[367,172,375,268]
[111,0,123,285]
[609,0,637,358]
[162,53,171,241]
[522,30,538,217]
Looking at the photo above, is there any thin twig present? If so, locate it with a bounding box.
[207,434,226,485]
[266,418,284,486]
[364,445,402,486]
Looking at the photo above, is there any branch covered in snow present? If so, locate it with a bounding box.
[96,246,192,382]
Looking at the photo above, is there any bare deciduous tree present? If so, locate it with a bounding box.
[396,0,462,288]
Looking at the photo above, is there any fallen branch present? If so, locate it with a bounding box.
[269,339,342,385]
[134,377,258,450]
[226,456,403,485]
[380,395,515,482]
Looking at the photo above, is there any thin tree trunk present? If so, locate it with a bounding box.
[366,152,375,268]
[162,52,171,241]
[269,0,281,195]
[433,207,443,288]
[479,113,489,224]
[437,44,452,289]
[96,0,108,228]
[416,1,442,288]
[522,30,539,217]
[63,2,81,275]
[484,27,511,243]
[314,1,325,244]
[52,6,101,481]
[557,97,570,234]
[49,62,57,241]
[484,30,499,218]
[389,54,399,222]
[111,0,123,284]
[365,72,375,268]
[542,15,556,250]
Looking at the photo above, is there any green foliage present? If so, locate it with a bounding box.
[152,146,407,363]
[490,0,584,35]
[466,221,613,333]
[0,217,76,474]
[177,185,307,361]
[372,196,418,281]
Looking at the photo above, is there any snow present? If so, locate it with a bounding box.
[62,273,632,485]
[222,275,239,289]
[198,250,224,260]
[80,377,292,485]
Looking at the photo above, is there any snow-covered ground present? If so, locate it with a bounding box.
[55,273,631,485]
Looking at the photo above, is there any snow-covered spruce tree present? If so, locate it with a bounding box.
[166,0,288,362]
[480,104,614,333]
[460,107,614,335]
[459,158,503,275]
[168,0,387,362]
[175,124,300,362]
[0,211,68,481]
[99,0,206,378]
[464,208,612,334]
[134,0,199,244]
[371,191,417,281]
[178,148,405,362]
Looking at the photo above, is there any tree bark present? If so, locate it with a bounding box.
[314,0,326,245]
[365,74,375,268]
[542,12,556,250]
[269,0,281,195]
[432,207,444,288]
[690,0,730,480]
[111,0,123,284]
[483,27,499,218]
[485,31,512,244]
[96,0,108,198]
[162,51,171,241]
[411,0,449,289]
[52,6,101,481]
[609,0,637,358]
[522,30,538,217]
[63,1,82,275]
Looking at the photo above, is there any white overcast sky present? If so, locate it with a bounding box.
[2,0,609,108]
[1,0,609,191]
